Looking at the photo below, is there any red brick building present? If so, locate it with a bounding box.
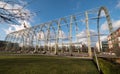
[108,27,120,50]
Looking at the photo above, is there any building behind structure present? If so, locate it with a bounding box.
[96,41,108,52]
[107,27,120,56]
[102,41,108,52]
[108,27,120,50]
[0,40,20,52]
[0,40,7,51]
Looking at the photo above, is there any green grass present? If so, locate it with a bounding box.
[98,58,120,74]
[0,55,99,74]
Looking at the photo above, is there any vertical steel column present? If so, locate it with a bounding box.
[22,32,25,52]
[5,34,11,51]
[73,16,79,53]
[36,26,41,52]
[24,30,28,51]
[33,27,39,53]
[34,28,37,52]
[19,32,23,51]
[85,11,92,57]
[13,33,18,51]
[40,29,43,52]
[23,31,28,52]
[69,16,73,55]
[16,32,22,52]
[76,23,79,53]
[55,20,60,55]
[97,17,102,52]
[43,30,47,53]
[47,24,50,52]
[28,29,31,51]
[11,34,17,51]
[61,31,64,53]
[8,35,13,51]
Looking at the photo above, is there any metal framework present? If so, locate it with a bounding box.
[5,6,113,57]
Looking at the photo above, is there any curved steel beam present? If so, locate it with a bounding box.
[97,6,113,52]
[97,6,113,33]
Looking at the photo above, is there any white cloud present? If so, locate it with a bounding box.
[100,36,107,41]
[3,20,31,34]
[101,20,120,31]
[0,0,32,34]
[76,29,108,47]
[0,1,31,20]
[37,30,68,41]
[100,10,106,17]
[3,26,13,34]
[100,20,120,41]
[101,21,108,31]
[76,30,98,46]
[113,20,120,28]
[58,30,67,39]
[77,29,97,38]
[37,31,45,40]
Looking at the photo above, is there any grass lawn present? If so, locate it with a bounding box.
[0,55,99,74]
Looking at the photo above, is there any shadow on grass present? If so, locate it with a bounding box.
[0,55,99,74]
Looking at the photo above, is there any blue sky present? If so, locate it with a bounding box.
[0,0,120,41]
[27,0,120,26]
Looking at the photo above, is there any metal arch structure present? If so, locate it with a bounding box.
[97,6,113,33]
[5,6,113,57]
[97,6,113,52]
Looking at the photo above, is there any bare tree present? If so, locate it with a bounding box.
[0,0,33,25]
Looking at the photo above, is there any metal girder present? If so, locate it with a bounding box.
[97,6,113,52]
[4,6,113,57]
[85,11,92,57]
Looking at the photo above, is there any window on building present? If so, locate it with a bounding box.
[118,37,120,41]
[116,31,118,35]
[119,43,120,47]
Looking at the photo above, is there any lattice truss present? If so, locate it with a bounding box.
[5,6,113,56]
